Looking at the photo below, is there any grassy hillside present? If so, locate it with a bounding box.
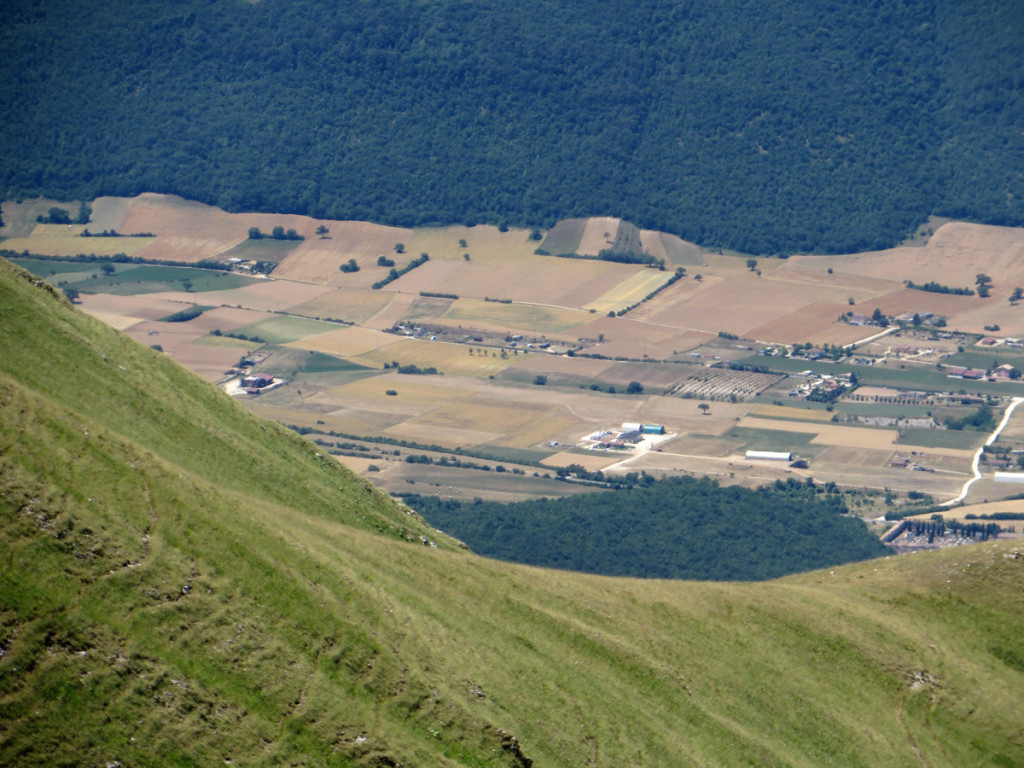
[2,255,1023,766]
[2,0,1022,254]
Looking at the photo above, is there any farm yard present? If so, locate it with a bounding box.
[12,193,1024,503]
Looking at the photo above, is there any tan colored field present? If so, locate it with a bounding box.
[404,400,552,438]
[287,326,403,357]
[406,225,538,263]
[439,299,593,336]
[509,354,615,376]
[646,271,883,341]
[384,252,640,309]
[640,230,703,266]
[384,421,503,449]
[812,446,895,468]
[746,304,874,346]
[908,498,1024,523]
[577,217,622,256]
[77,292,194,325]
[892,444,976,459]
[2,224,155,257]
[333,455,380,474]
[584,269,674,313]
[541,451,620,471]
[272,222,414,285]
[148,280,334,313]
[738,416,900,450]
[572,315,714,358]
[353,338,519,376]
[287,288,392,325]
[495,415,578,449]
[363,292,419,330]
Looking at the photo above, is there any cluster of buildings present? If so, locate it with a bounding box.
[786,371,855,399]
[583,422,665,451]
[946,363,1017,382]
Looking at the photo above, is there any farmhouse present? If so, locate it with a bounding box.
[745,450,792,461]
[241,373,274,389]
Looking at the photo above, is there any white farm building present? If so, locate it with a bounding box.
[745,450,792,461]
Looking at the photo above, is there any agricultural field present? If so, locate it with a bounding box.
[583,268,674,314]
[17,197,1024,504]
[440,298,593,336]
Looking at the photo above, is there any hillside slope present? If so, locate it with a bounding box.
[2,256,1023,766]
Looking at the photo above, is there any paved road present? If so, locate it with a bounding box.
[941,396,1024,507]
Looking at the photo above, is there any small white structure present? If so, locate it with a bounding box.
[745,450,792,461]
[621,422,642,432]
[995,472,1024,483]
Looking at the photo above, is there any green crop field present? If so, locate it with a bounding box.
[254,346,371,375]
[1,258,1023,766]
[218,237,302,262]
[229,315,343,344]
[836,402,934,418]
[536,218,586,255]
[72,265,259,294]
[896,428,986,450]
[723,426,822,456]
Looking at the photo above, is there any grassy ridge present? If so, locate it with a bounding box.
[1,257,1023,766]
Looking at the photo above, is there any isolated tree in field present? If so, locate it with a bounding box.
[694,274,703,281]
[533,374,547,386]
[316,224,329,238]
[698,403,710,415]
[339,258,359,273]
[746,258,758,271]
[394,242,405,254]
[100,263,115,275]
[627,381,644,394]
[62,286,79,302]
[458,239,467,248]
[976,273,993,297]
[1011,287,1023,303]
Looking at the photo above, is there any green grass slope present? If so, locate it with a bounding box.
[2,255,1023,766]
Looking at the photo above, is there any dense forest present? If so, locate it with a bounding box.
[404,477,890,580]
[2,0,1022,254]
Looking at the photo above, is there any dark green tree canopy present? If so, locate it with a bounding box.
[406,477,890,581]
[1,0,1022,254]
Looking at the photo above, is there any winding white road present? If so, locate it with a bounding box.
[940,396,1024,507]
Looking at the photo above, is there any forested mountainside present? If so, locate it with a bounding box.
[2,260,1024,766]
[2,0,1022,254]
